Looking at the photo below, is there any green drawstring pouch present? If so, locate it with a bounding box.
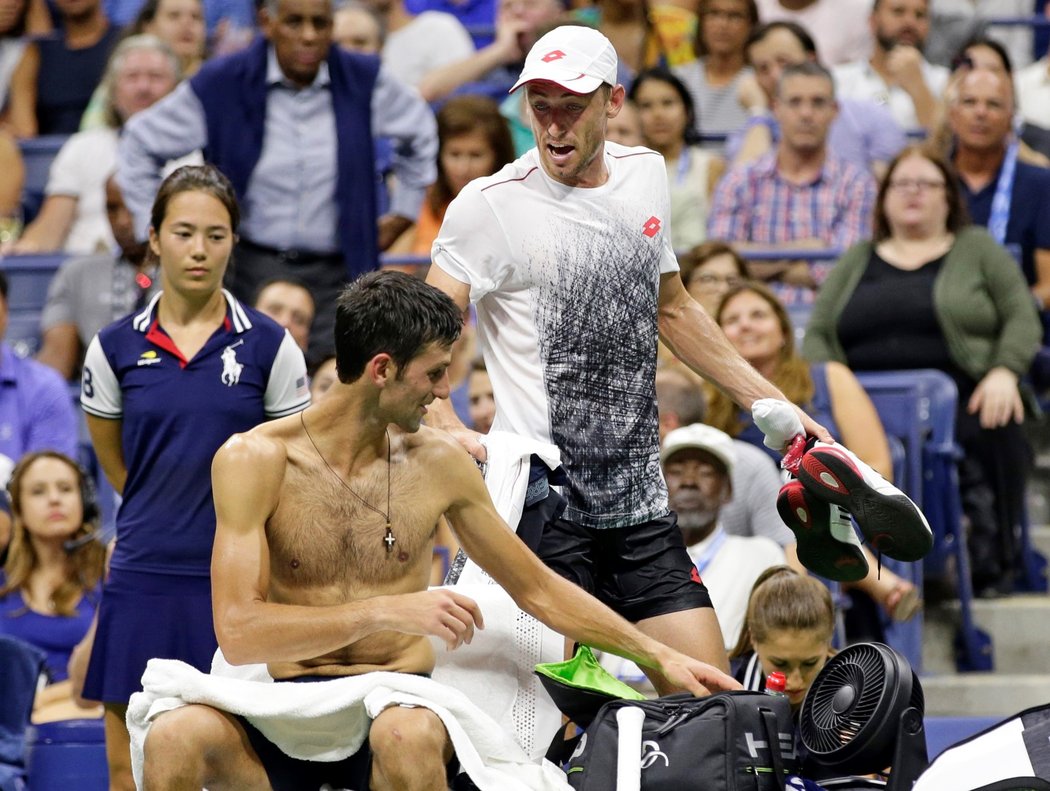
[533,645,646,728]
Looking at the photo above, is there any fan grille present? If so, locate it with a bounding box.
[801,644,890,755]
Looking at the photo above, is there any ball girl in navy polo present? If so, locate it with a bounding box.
[0,451,105,723]
[79,164,310,790]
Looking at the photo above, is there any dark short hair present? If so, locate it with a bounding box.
[745,20,817,61]
[334,271,463,382]
[655,368,707,425]
[150,164,240,234]
[253,276,316,311]
[952,34,1013,74]
[874,145,969,242]
[872,0,929,10]
[628,67,700,146]
[696,0,759,56]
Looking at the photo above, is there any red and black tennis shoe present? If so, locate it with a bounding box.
[797,441,933,563]
[776,479,869,582]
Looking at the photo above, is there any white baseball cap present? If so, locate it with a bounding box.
[661,424,736,474]
[510,25,619,95]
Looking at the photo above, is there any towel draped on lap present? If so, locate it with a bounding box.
[127,648,572,790]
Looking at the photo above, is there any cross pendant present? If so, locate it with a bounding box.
[383,524,396,553]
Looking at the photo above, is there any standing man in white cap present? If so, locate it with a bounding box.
[425,24,831,690]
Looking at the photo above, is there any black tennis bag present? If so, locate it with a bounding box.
[565,691,799,790]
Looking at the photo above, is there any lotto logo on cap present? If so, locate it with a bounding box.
[510,25,619,95]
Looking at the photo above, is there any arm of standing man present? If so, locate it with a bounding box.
[884,45,939,131]
[117,82,209,241]
[371,67,439,250]
[435,432,738,693]
[415,10,528,103]
[657,272,832,442]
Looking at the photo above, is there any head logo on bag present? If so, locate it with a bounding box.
[640,740,669,770]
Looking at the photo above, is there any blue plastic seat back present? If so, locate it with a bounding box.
[0,635,46,768]
[16,136,68,226]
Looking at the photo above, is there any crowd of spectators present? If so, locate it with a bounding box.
[0,0,1048,784]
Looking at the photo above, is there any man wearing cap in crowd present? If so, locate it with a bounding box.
[425,24,830,689]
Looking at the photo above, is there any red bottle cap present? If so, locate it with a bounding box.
[766,671,787,694]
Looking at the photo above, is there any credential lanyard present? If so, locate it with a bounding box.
[692,525,727,577]
[675,147,691,187]
[988,141,1018,246]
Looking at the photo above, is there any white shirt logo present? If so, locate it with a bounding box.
[221,340,244,386]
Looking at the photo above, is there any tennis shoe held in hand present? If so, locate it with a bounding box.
[776,480,869,582]
[796,441,933,563]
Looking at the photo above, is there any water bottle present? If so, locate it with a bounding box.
[765,671,788,699]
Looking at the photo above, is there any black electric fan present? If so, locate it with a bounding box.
[799,642,929,790]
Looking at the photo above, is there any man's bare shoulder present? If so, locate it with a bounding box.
[408,424,470,453]
[402,425,480,480]
[214,412,302,473]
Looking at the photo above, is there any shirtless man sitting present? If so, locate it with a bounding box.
[140,271,738,791]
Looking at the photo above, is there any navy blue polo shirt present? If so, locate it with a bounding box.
[81,291,309,576]
[961,158,1050,285]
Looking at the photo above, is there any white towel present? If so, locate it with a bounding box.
[457,431,560,588]
[432,585,566,763]
[127,651,571,791]
[443,434,567,762]
[480,430,562,531]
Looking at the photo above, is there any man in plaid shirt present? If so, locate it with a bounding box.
[707,61,876,303]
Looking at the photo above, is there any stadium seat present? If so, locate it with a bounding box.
[17,135,68,226]
[856,370,993,673]
[1,253,67,358]
[924,715,1000,760]
[0,635,46,790]
[24,718,108,791]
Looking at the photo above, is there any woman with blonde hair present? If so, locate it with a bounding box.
[708,280,891,477]
[730,564,835,711]
[0,451,105,722]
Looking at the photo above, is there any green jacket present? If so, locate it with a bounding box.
[802,226,1042,381]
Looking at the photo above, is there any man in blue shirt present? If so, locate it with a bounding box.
[0,271,79,473]
[117,0,438,361]
[729,20,907,177]
[949,67,1050,305]
[0,269,80,553]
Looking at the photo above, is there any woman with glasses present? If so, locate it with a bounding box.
[680,240,749,314]
[803,145,1042,598]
